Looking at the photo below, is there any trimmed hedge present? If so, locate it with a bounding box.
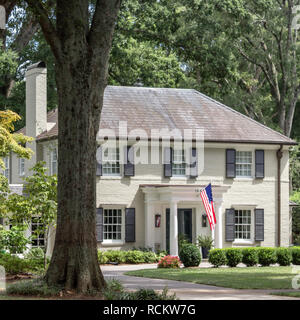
[291,247,300,265]
[257,248,277,266]
[276,248,292,266]
[224,248,243,267]
[208,249,227,267]
[179,244,201,267]
[97,249,165,265]
[242,248,259,267]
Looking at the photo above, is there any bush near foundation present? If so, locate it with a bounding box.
[208,249,227,267]
[276,248,292,266]
[97,249,166,264]
[257,248,277,266]
[224,248,243,267]
[242,248,259,267]
[157,255,181,268]
[179,244,201,267]
[290,247,300,265]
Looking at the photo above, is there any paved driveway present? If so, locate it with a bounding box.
[101,264,299,300]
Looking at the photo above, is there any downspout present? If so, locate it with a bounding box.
[276,145,283,247]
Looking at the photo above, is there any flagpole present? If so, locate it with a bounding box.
[210,180,216,248]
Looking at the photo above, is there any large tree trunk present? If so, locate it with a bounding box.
[37,0,121,293]
[45,62,106,292]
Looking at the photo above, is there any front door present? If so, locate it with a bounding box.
[178,209,193,243]
[165,208,193,253]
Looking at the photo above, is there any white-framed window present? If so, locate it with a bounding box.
[50,149,57,175]
[18,158,25,176]
[103,208,122,241]
[172,149,186,176]
[3,156,10,181]
[102,148,120,176]
[31,217,45,248]
[236,151,252,178]
[234,209,251,240]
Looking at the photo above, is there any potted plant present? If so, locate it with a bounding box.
[197,235,214,259]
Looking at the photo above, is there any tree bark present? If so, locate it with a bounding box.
[45,62,106,292]
[24,0,122,293]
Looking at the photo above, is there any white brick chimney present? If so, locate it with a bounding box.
[25,61,47,138]
[25,62,47,171]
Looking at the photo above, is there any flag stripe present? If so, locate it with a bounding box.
[200,184,216,231]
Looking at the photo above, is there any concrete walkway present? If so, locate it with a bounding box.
[101,264,299,300]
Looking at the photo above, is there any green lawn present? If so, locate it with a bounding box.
[125,266,298,290]
[270,291,300,298]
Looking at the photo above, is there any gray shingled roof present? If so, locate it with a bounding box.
[19,86,296,145]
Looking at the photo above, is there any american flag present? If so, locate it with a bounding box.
[200,183,217,231]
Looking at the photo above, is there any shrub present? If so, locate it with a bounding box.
[0,225,30,254]
[125,250,145,264]
[103,250,126,264]
[225,248,243,267]
[178,234,189,250]
[157,255,181,268]
[208,249,227,267]
[179,243,201,267]
[142,251,158,263]
[7,278,62,296]
[103,279,176,300]
[24,248,44,260]
[276,248,292,266]
[242,248,259,267]
[98,250,109,264]
[0,253,30,275]
[290,247,300,265]
[257,248,277,266]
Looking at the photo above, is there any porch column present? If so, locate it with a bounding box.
[215,202,223,248]
[170,201,178,256]
[145,202,155,249]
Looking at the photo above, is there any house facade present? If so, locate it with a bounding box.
[2,62,297,256]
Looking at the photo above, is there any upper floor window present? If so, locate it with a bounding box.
[235,209,251,240]
[50,149,57,175]
[102,148,120,175]
[236,151,252,178]
[18,158,25,176]
[172,149,186,176]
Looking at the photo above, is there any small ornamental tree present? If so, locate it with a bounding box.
[0,110,33,219]
[6,162,57,269]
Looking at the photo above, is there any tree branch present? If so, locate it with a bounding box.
[25,0,62,62]
[11,17,39,54]
[88,0,121,53]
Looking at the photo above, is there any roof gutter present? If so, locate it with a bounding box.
[276,144,283,247]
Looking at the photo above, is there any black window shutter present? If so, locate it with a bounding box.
[124,146,135,176]
[0,218,3,225]
[96,207,103,242]
[226,149,236,178]
[96,146,102,176]
[190,147,198,178]
[164,147,173,177]
[255,208,264,241]
[125,208,135,242]
[225,208,235,241]
[255,150,265,178]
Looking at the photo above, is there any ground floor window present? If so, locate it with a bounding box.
[234,209,251,240]
[31,217,45,248]
[103,209,122,240]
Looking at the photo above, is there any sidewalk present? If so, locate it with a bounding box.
[101,264,299,300]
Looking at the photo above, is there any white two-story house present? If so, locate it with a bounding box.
[2,62,297,256]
